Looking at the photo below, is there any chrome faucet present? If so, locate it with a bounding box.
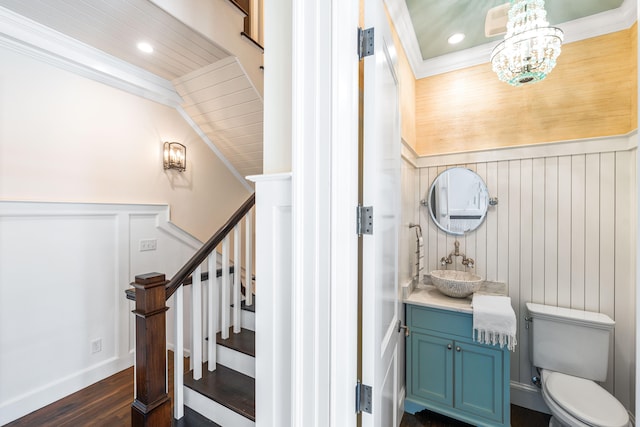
[440,240,474,269]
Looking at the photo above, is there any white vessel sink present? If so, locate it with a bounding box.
[430,270,483,298]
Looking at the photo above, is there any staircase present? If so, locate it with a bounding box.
[127,194,256,426]
[183,301,256,426]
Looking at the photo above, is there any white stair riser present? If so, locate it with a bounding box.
[184,386,255,427]
[241,308,255,331]
[216,344,255,378]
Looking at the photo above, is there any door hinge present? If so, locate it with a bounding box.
[355,380,373,414]
[356,205,373,235]
[358,27,374,60]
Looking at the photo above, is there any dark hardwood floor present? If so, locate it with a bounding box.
[3,353,549,426]
[400,405,551,427]
[3,352,217,427]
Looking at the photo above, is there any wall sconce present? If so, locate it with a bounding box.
[163,142,186,172]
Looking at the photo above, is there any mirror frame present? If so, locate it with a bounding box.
[427,167,489,236]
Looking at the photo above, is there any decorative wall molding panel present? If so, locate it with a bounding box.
[0,201,201,425]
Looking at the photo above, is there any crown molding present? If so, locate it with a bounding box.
[385,0,638,80]
[0,6,183,107]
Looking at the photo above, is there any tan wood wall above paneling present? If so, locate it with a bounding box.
[415,23,638,157]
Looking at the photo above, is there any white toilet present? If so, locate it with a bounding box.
[526,302,629,427]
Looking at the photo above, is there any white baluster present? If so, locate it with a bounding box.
[222,235,230,339]
[192,265,202,380]
[245,210,253,307]
[174,286,184,420]
[207,252,218,371]
[233,223,241,333]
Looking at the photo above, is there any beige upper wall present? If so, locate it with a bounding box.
[0,46,251,242]
[415,23,638,156]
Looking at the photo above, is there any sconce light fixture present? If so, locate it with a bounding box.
[163,142,186,172]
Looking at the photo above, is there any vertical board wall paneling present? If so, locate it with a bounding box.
[584,153,601,313]
[417,145,636,408]
[496,161,510,284]
[518,158,533,383]
[599,152,616,318]
[474,163,488,281]
[599,152,616,394]
[531,157,546,305]
[614,150,635,410]
[544,157,559,306]
[508,159,521,382]
[485,162,499,282]
[571,155,586,310]
[557,156,572,308]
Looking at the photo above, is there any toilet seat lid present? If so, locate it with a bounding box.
[545,371,628,427]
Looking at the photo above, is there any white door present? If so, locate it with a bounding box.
[361,0,401,425]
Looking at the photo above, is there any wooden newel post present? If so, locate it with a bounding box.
[131,273,172,427]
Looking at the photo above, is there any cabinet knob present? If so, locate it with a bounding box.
[456,346,461,352]
[447,344,452,350]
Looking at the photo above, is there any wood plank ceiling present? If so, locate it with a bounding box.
[0,0,264,178]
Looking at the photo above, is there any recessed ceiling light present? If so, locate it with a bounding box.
[447,33,465,45]
[137,42,154,53]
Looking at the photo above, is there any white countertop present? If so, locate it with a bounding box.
[403,278,508,314]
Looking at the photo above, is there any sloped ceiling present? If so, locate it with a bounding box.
[174,57,263,176]
[0,0,263,179]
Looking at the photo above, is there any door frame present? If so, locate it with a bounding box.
[288,0,360,426]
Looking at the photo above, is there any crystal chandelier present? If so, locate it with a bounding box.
[490,0,564,86]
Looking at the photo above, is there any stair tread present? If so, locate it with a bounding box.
[184,363,255,421]
[174,406,221,427]
[216,327,255,357]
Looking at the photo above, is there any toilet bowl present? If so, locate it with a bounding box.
[540,369,629,427]
[526,303,630,427]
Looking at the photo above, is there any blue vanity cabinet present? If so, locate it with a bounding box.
[405,304,510,427]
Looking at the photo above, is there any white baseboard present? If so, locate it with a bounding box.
[167,342,192,358]
[510,381,551,415]
[397,386,406,427]
[0,355,133,425]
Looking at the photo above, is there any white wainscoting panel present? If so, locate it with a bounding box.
[248,173,292,427]
[0,201,201,425]
[417,135,637,412]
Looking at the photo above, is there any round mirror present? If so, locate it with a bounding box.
[427,168,489,235]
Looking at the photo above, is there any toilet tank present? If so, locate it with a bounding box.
[526,302,615,382]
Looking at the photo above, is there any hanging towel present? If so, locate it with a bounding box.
[471,294,517,351]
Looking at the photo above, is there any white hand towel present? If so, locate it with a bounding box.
[471,294,517,351]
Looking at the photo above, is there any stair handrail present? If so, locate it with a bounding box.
[165,193,254,299]
[127,192,255,427]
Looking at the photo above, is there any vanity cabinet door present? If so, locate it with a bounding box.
[409,332,454,406]
[454,341,504,423]
[405,304,510,427]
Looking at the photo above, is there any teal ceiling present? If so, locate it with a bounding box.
[406,0,626,60]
